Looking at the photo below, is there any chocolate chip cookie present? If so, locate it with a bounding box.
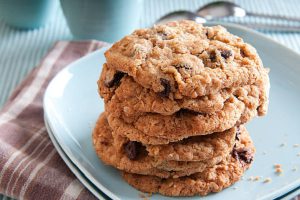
[104,20,268,99]
[99,64,269,119]
[105,77,265,124]
[93,113,243,178]
[145,126,236,162]
[106,96,244,145]
[122,126,255,196]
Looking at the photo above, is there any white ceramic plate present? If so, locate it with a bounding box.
[44,22,300,200]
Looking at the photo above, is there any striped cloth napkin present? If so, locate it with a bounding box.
[0,41,107,200]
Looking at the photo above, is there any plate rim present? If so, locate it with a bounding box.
[44,114,109,200]
[44,47,121,200]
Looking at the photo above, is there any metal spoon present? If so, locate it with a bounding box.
[155,3,300,32]
[197,1,300,22]
[156,10,206,25]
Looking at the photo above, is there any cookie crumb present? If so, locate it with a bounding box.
[274,164,281,168]
[263,178,272,183]
[297,153,300,157]
[274,164,283,175]
[139,193,149,200]
[275,168,283,174]
[139,193,146,198]
[293,144,300,148]
[232,186,238,190]
[240,176,244,180]
[248,176,254,181]
[280,143,286,147]
[262,151,267,155]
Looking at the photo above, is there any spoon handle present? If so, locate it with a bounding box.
[238,22,300,32]
[246,12,300,22]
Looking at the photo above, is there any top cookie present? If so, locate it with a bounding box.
[104,20,268,99]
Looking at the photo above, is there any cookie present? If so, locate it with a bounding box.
[122,127,255,196]
[99,64,269,118]
[93,113,240,178]
[116,121,238,163]
[99,65,231,114]
[106,96,245,145]
[105,78,265,124]
[104,20,268,99]
[145,126,236,162]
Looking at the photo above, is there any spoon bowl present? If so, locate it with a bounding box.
[197,1,246,20]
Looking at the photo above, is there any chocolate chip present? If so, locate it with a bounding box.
[205,30,209,38]
[158,32,168,40]
[240,49,246,57]
[105,71,125,88]
[232,147,253,164]
[124,141,141,160]
[175,109,199,117]
[235,126,241,141]
[158,78,171,97]
[221,50,232,59]
[174,63,192,70]
[100,141,109,146]
[209,51,216,62]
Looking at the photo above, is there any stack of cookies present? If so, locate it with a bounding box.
[93,20,270,196]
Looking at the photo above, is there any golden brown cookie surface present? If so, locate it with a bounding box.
[104,20,268,99]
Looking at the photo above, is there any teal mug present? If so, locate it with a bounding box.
[60,0,143,42]
[0,0,57,29]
